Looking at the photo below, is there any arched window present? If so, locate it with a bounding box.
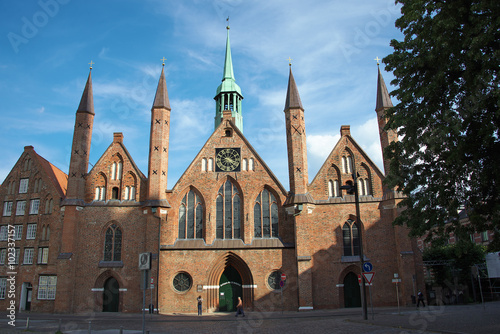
[111,162,117,180]
[112,187,119,200]
[242,158,247,171]
[95,187,101,201]
[254,188,279,238]
[208,158,214,172]
[117,162,122,180]
[249,158,254,171]
[216,180,241,239]
[178,190,203,239]
[201,158,207,172]
[342,219,360,256]
[104,224,122,261]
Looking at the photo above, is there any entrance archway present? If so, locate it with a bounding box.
[206,252,254,312]
[218,266,242,312]
[103,277,119,312]
[343,272,361,308]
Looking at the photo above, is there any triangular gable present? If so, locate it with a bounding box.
[89,139,146,180]
[32,150,68,198]
[310,131,385,187]
[171,117,287,196]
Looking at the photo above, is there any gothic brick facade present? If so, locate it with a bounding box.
[0,30,424,314]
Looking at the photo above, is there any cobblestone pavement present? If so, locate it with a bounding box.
[1,301,499,333]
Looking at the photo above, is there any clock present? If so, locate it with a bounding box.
[215,148,241,172]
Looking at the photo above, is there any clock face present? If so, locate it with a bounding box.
[215,148,241,172]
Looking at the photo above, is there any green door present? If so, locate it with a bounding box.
[218,266,242,312]
[344,272,361,308]
[103,277,120,312]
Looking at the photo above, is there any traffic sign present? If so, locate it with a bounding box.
[392,278,401,283]
[363,262,373,272]
[279,280,284,288]
[362,272,375,284]
[358,274,361,284]
[281,273,286,281]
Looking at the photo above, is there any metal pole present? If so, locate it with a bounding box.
[369,285,374,320]
[396,282,400,315]
[281,285,283,314]
[477,268,485,309]
[142,270,146,334]
[353,171,368,320]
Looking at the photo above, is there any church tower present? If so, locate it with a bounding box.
[284,65,309,199]
[146,62,171,208]
[66,68,94,203]
[375,64,398,176]
[214,24,243,133]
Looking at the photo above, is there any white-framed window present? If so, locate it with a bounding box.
[0,249,6,265]
[201,158,207,172]
[208,158,213,172]
[16,201,26,215]
[0,226,7,241]
[13,248,20,264]
[249,158,254,171]
[3,202,13,216]
[0,278,7,299]
[38,247,49,264]
[37,276,57,300]
[19,178,29,193]
[29,199,40,214]
[14,225,23,240]
[26,224,37,240]
[242,158,247,171]
[23,248,34,265]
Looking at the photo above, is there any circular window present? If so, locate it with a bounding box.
[267,270,284,291]
[173,272,192,293]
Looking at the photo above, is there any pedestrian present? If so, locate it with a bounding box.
[197,295,203,316]
[417,290,425,307]
[235,297,245,317]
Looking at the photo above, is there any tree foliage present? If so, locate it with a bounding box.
[384,0,500,250]
[423,240,485,285]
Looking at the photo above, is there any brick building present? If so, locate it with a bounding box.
[0,28,423,314]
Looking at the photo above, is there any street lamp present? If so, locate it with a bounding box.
[340,170,368,320]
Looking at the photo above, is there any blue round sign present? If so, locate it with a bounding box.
[363,262,373,272]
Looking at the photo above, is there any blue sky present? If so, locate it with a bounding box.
[0,0,402,189]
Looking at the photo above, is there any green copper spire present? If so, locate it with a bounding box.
[214,24,244,133]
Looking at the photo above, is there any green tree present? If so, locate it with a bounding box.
[383,0,500,250]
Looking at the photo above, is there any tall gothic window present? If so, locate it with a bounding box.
[104,224,122,261]
[342,219,360,256]
[178,190,203,239]
[254,189,279,238]
[216,180,241,239]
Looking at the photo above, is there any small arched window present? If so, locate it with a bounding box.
[242,158,247,171]
[342,219,360,256]
[201,158,207,172]
[178,190,203,239]
[216,180,241,239]
[208,158,214,172]
[104,224,122,261]
[249,158,254,171]
[254,189,279,238]
[112,187,119,200]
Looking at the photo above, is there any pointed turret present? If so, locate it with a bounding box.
[375,65,397,176]
[284,65,310,203]
[376,66,393,111]
[214,25,244,132]
[146,63,171,208]
[284,67,304,111]
[153,66,171,110]
[65,68,95,202]
[77,71,94,114]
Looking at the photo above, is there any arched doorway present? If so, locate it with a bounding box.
[103,277,119,312]
[343,272,361,308]
[218,265,242,312]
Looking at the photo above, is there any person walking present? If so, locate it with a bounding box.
[235,297,245,317]
[417,290,425,307]
[197,295,203,316]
